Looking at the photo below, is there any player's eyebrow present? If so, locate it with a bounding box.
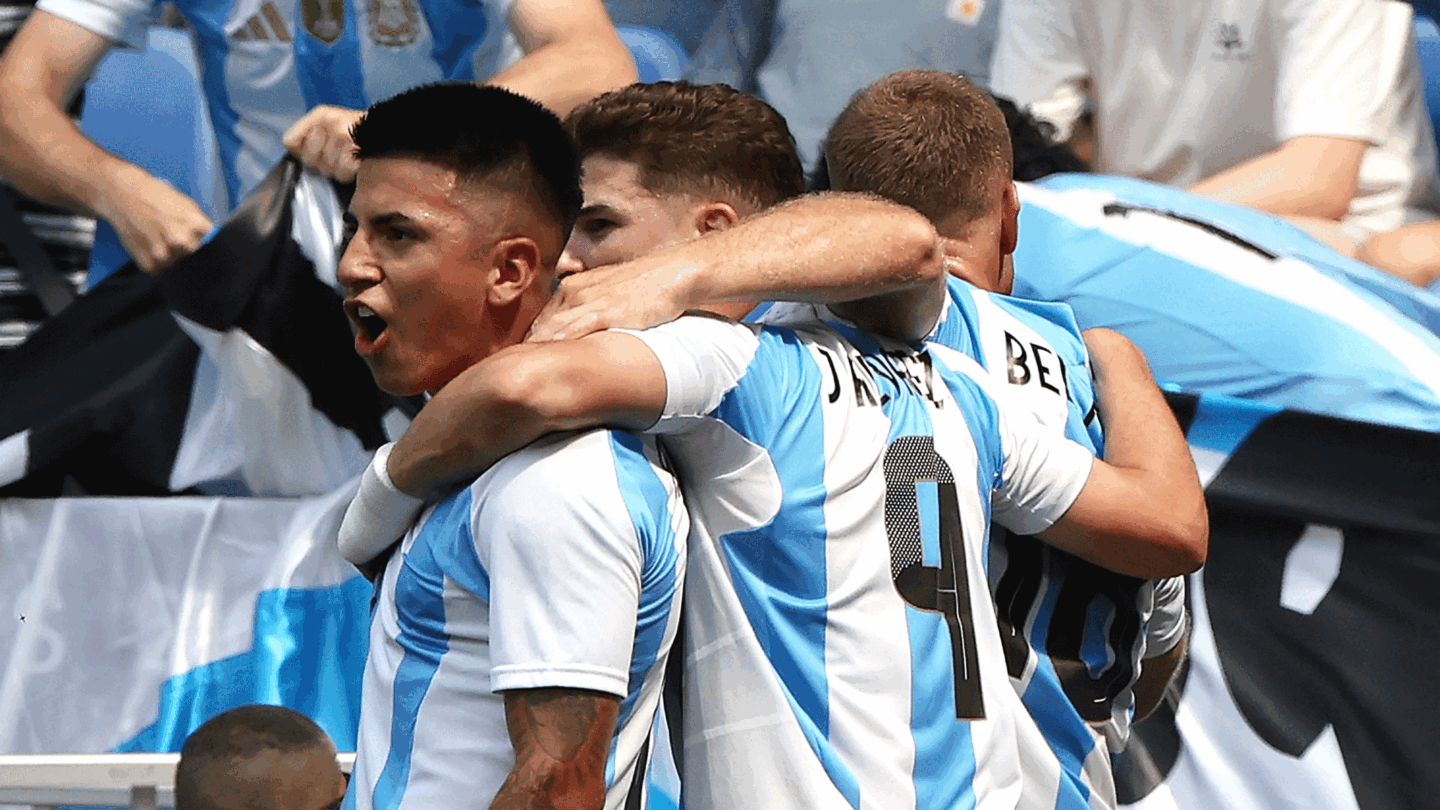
[578,202,620,219]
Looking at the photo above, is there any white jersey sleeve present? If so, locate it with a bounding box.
[1144,575,1189,658]
[989,384,1094,535]
[932,351,1094,535]
[36,0,151,49]
[621,314,762,429]
[474,435,649,697]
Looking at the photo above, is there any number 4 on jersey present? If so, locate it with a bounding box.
[883,435,985,720]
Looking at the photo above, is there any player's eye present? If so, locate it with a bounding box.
[580,216,618,238]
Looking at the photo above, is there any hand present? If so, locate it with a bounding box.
[282,105,364,183]
[96,169,213,275]
[526,256,697,342]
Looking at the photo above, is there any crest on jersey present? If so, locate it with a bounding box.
[303,0,345,44]
[367,0,422,47]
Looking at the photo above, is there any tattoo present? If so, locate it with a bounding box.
[490,688,620,810]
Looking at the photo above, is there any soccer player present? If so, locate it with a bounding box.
[334,82,686,810]
[176,705,347,810]
[521,72,1189,809]
[0,0,636,274]
[345,81,1207,809]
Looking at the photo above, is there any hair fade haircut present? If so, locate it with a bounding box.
[825,70,1013,225]
[564,81,806,214]
[175,705,333,810]
[352,82,583,233]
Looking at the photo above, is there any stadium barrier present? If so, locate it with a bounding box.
[0,753,354,809]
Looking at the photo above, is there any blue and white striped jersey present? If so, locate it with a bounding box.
[345,429,686,810]
[1013,175,1440,432]
[40,0,515,207]
[626,314,1094,810]
[764,284,1152,809]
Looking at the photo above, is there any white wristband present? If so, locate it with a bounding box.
[1143,575,1189,659]
[339,443,425,567]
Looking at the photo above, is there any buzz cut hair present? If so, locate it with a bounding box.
[825,70,1014,225]
[563,81,807,215]
[175,705,333,810]
[352,82,583,234]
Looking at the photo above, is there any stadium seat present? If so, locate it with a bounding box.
[1414,15,1440,150]
[79,27,223,289]
[616,25,691,83]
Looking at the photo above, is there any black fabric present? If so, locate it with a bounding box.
[159,158,417,446]
[0,271,196,495]
[1114,401,1440,809]
[1206,411,1440,536]
[0,157,414,495]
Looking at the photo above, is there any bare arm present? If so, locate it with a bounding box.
[489,0,637,116]
[1189,135,1369,222]
[491,688,620,810]
[529,193,947,342]
[283,0,634,181]
[1132,623,1189,720]
[0,10,212,273]
[388,331,667,497]
[1039,329,1208,578]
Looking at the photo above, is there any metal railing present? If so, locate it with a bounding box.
[0,753,355,810]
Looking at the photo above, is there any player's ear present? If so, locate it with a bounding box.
[489,236,544,307]
[693,201,741,236]
[999,180,1020,256]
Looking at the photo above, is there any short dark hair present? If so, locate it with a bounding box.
[825,70,1012,225]
[175,705,333,810]
[993,95,1088,181]
[352,82,583,234]
[564,81,806,215]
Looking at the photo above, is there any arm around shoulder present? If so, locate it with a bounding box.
[1038,330,1208,579]
[387,331,669,498]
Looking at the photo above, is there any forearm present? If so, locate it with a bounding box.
[487,37,636,116]
[683,193,944,306]
[388,335,667,498]
[1190,135,1368,221]
[493,688,618,810]
[0,13,138,218]
[1132,623,1189,720]
[1074,332,1207,574]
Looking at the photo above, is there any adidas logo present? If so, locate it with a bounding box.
[232,2,293,41]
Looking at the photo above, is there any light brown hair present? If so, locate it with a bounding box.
[564,81,806,215]
[826,70,1013,225]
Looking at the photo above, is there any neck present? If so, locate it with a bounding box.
[936,213,1006,293]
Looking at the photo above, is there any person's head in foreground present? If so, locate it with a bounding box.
[826,69,1019,294]
[339,82,582,396]
[561,80,806,312]
[175,704,345,810]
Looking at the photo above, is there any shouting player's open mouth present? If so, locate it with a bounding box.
[347,301,391,356]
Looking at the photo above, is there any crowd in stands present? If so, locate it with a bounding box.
[1,1,1439,809]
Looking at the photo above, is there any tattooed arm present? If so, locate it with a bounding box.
[492,688,622,810]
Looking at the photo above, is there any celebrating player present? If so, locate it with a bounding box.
[345,81,1207,808]
[333,82,684,810]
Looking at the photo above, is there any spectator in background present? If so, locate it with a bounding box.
[0,0,636,275]
[685,0,1000,170]
[992,0,1440,277]
[175,704,346,810]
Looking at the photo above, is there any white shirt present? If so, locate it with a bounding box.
[345,429,687,810]
[992,0,1440,235]
[40,0,515,206]
[625,314,1093,810]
